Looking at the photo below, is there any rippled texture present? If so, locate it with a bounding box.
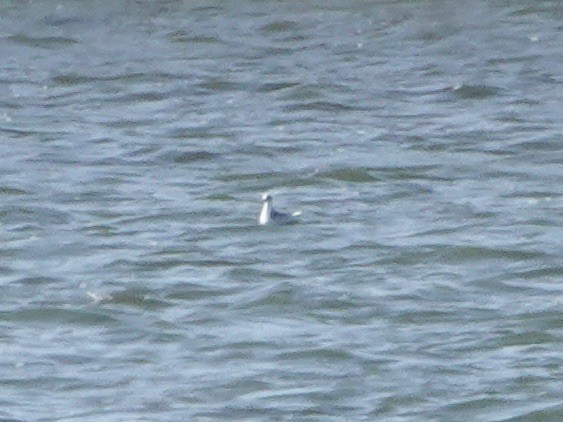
[1,1,562,420]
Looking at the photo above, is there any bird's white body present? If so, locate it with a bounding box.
[258,194,300,225]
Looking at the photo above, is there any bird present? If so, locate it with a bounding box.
[258,193,301,225]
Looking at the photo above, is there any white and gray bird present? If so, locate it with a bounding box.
[258,193,301,225]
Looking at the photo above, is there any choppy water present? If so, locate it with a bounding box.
[1,1,562,420]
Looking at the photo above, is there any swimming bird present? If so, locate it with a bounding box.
[258,193,301,225]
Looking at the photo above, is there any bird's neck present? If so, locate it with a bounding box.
[259,200,272,224]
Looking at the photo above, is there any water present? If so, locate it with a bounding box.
[1,0,562,420]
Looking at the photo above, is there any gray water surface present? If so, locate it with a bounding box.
[1,1,562,420]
